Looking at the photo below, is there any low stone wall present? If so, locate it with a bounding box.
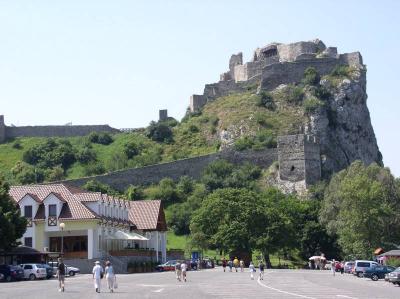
[62,148,278,191]
[5,124,120,139]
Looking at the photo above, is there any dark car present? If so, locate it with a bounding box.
[363,265,396,281]
[388,267,400,285]
[155,260,178,272]
[41,264,54,279]
[0,265,25,282]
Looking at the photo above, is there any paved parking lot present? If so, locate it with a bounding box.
[0,268,399,299]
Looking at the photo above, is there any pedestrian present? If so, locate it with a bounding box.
[222,258,227,272]
[249,262,256,280]
[92,261,103,293]
[331,259,336,276]
[56,258,66,292]
[308,261,312,270]
[233,257,239,272]
[175,261,182,281]
[259,261,265,280]
[181,261,187,282]
[228,259,233,272]
[340,261,345,275]
[240,259,244,272]
[105,261,116,293]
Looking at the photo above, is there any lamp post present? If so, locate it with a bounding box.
[59,222,65,256]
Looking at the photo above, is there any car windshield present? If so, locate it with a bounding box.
[395,267,400,272]
[36,264,45,268]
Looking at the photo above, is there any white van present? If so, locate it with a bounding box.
[353,260,379,277]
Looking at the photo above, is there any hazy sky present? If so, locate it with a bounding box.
[1,1,399,176]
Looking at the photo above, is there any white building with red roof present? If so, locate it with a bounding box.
[9,183,167,263]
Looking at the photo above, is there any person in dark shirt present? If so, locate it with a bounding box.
[259,261,265,280]
[57,258,66,292]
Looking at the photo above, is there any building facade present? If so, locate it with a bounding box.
[9,184,167,263]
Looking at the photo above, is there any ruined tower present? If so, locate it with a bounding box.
[277,134,321,189]
[0,115,6,143]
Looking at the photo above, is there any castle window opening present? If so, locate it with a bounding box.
[290,166,295,172]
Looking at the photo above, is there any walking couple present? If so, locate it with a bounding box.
[92,260,118,293]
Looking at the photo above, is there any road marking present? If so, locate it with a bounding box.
[257,277,317,299]
[153,288,164,293]
[336,295,358,299]
[139,284,166,287]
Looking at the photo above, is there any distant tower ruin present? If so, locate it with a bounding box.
[159,109,168,122]
[277,134,321,189]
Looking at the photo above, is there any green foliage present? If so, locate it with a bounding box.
[320,161,400,259]
[146,178,180,205]
[123,141,142,159]
[276,84,304,105]
[76,147,97,164]
[234,136,254,151]
[83,180,121,196]
[146,121,173,143]
[256,91,275,110]
[11,161,44,184]
[124,185,144,201]
[0,178,27,250]
[234,131,276,151]
[88,132,114,145]
[23,138,76,170]
[12,141,22,150]
[46,165,65,182]
[161,117,179,128]
[385,257,400,268]
[303,97,325,113]
[188,124,199,133]
[105,152,128,172]
[302,67,321,86]
[176,176,195,195]
[83,162,106,176]
[330,65,351,77]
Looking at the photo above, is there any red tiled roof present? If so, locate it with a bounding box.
[129,200,166,231]
[9,184,98,220]
[19,193,42,203]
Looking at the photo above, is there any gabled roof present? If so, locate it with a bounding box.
[9,184,99,220]
[129,200,167,231]
[19,193,42,203]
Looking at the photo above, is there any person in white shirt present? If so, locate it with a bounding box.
[105,261,115,293]
[181,261,187,282]
[249,262,256,280]
[92,261,103,293]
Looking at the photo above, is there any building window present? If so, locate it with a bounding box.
[25,237,33,248]
[24,206,33,227]
[48,204,57,226]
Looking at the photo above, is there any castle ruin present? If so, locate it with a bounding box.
[190,39,363,112]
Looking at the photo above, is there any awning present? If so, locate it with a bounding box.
[105,230,148,241]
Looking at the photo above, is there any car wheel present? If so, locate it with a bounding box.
[6,275,11,282]
[29,274,36,281]
[371,274,379,281]
[69,271,75,276]
[357,272,363,278]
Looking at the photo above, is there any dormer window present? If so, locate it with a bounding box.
[24,205,32,227]
[48,204,57,226]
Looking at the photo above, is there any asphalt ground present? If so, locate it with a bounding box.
[0,268,399,299]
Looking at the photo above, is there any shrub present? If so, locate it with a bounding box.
[105,152,128,171]
[162,117,179,127]
[76,147,97,164]
[386,257,400,268]
[11,161,44,184]
[286,85,304,104]
[330,65,351,77]
[88,132,113,145]
[234,136,254,151]
[125,185,144,201]
[83,180,119,195]
[254,112,268,127]
[46,166,65,181]
[253,130,277,149]
[256,91,275,110]
[123,141,142,159]
[303,97,325,113]
[146,121,173,143]
[302,67,320,86]
[83,162,106,176]
[188,124,199,133]
[12,141,22,149]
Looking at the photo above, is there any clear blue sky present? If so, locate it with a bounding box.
[1,1,399,176]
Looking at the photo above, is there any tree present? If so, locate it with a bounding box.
[320,161,400,259]
[0,178,27,250]
[123,141,142,159]
[146,121,173,143]
[124,185,144,201]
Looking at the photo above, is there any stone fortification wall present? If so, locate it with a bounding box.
[260,55,362,91]
[62,148,278,191]
[277,41,324,62]
[4,124,120,139]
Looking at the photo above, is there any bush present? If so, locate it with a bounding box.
[46,166,65,181]
[303,97,325,113]
[105,152,128,171]
[123,141,142,159]
[330,65,351,77]
[12,141,22,149]
[83,180,119,195]
[11,161,44,184]
[286,85,304,104]
[88,132,113,145]
[256,91,275,110]
[146,121,173,143]
[386,257,400,268]
[234,136,254,151]
[302,67,320,86]
[83,162,106,176]
[253,130,277,149]
[124,185,144,201]
[188,124,199,133]
[76,147,97,164]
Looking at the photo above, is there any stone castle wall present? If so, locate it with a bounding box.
[62,148,278,191]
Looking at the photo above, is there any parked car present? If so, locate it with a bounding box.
[48,261,80,276]
[40,264,54,279]
[388,267,400,285]
[363,265,396,281]
[19,263,47,280]
[155,260,178,272]
[352,260,379,277]
[344,261,355,273]
[0,265,24,282]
